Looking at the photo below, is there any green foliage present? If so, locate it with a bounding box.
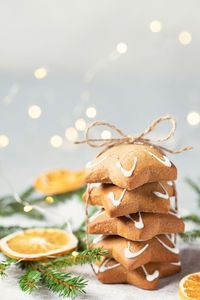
[0,185,85,219]
[179,230,200,242]
[19,269,41,293]
[179,178,200,242]
[45,247,109,269]
[0,258,17,278]
[38,266,87,297]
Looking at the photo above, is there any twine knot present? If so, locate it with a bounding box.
[75,115,193,156]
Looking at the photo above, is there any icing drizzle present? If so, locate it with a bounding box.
[169,210,181,219]
[153,182,169,199]
[155,235,179,254]
[146,150,171,167]
[107,189,126,207]
[86,156,107,169]
[99,258,120,273]
[141,265,159,282]
[125,212,144,229]
[90,210,106,222]
[93,234,107,244]
[124,241,149,259]
[116,157,137,177]
[170,261,181,266]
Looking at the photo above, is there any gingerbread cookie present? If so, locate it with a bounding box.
[84,144,177,190]
[95,257,181,290]
[89,209,184,241]
[91,234,179,270]
[84,181,174,217]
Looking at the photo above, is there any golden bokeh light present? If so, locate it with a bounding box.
[86,107,96,118]
[28,105,42,119]
[75,118,86,131]
[116,43,128,54]
[65,127,78,142]
[50,135,63,148]
[101,130,112,139]
[24,205,33,212]
[150,20,162,32]
[187,111,200,126]
[179,31,192,45]
[0,135,9,148]
[34,67,48,79]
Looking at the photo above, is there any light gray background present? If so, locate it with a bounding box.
[0,1,200,299]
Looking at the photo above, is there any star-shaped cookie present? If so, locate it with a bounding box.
[91,234,179,270]
[84,181,174,217]
[95,257,181,290]
[89,209,184,241]
[84,144,177,190]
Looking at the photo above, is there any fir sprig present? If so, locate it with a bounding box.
[182,214,200,225]
[45,247,109,269]
[35,265,87,298]
[19,269,41,293]
[179,230,200,242]
[0,258,17,278]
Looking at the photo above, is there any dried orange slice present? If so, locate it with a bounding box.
[0,228,78,260]
[34,169,85,194]
[179,272,200,300]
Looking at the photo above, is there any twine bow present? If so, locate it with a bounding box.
[75,115,193,156]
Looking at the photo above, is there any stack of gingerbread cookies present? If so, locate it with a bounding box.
[83,144,185,290]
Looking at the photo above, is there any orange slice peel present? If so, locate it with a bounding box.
[0,228,78,260]
[34,169,85,195]
[179,272,200,300]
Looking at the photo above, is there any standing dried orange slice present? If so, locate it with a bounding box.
[34,169,85,194]
[179,272,200,300]
[0,228,78,260]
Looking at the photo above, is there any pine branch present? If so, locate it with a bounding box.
[46,247,109,269]
[179,230,200,242]
[19,269,41,293]
[182,214,200,225]
[35,265,87,298]
[185,178,200,207]
[0,258,17,278]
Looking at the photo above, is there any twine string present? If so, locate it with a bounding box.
[75,116,193,157]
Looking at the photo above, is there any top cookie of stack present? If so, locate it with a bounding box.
[83,144,177,218]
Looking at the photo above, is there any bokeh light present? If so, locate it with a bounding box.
[75,118,86,131]
[34,67,48,79]
[24,205,33,212]
[50,135,63,147]
[116,43,128,54]
[28,105,42,119]
[179,31,192,45]
[150,20,162,32]
[101,130,112,139]
[65,127,78,141]
[86,106,96,118]
[187,111,200,126]
[0,135,9,148]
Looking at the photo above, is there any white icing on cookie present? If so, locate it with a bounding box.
[170,261,181,266]
[99,258,120,273]
[107,189,126,207]
[153,182,169,199]
[167,181,173,186]
[86,156,107,169]
[155,235,179,254]
[90,210,106,222]
[124,241,149,259]
[116,157,137,177]
[92,234,107,244]
[125,212,144,229]
[169,210,181,218]
[141,265,159,282]
[89,183,102,190]
[145,150,171,167]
